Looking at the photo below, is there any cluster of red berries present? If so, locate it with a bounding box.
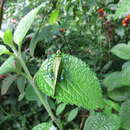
[122,15,130,26]
[96,8,106,18]
[59,28,65,33]
[97,8,130,27]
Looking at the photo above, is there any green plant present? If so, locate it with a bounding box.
[103,42,130,130]
[0,5,63,130]
[0,0,130,129]
[0,2,106,129]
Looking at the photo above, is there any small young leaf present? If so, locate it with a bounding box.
[56,103,66,116]
[104,99,120,112]
[49,10,59,24]
[120,99,130,129]
[0,56,17,75]
[67,108,79,122]
[111,44,130,60]
[31,122,57,130]
[83,112,120,130]
[1,74,17,95]
[14,6,41,45]
[3,29,13,45]
[0,45,11,56]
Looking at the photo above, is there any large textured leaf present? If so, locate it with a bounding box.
[0,56,17,75]
[115,0,130,18]
[14,6,41,45]
[83,112,120,130]
[35,53,104,110]
[0,45,11,56]
[56,103,66,116]
[31,122,57,130]
[108,87,130,101]
[120,99,130,129]
[111,44,130,60]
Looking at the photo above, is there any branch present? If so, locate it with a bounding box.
[0,0,5,29]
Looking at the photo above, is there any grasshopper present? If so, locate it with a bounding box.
[52,50,63,96]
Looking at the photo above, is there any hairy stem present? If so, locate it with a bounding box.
[12,47,63,130]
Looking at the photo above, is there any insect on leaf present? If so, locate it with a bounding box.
[52,51,62,96]
[35,54,104,110]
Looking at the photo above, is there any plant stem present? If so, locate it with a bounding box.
[12,48,63,130]
[0,0,5,29]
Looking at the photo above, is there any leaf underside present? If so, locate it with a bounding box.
[14,6,41,45]
[35,54,104,110]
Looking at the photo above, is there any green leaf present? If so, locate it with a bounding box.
[29,31,39,56]
[3,29,13,45]
[103,72,123,91]
[67,108,79,122]
[121,66,130,86]
[108,87,130,101]
[16,76,26,93]
[29,25,59,56]
[14,6,41,45]
[31,122,57,130]
[115,0,130,19]
[120,99,130,129]
[83,112,120,130]
[25,84,39,101]
[49,10,59,24]
[0,56,17,75]
[104,99,120,112]
[56,103,66,116]
[111,44,130,60]
[0,45,11,56]
[34,53,104,110]
[1,74,17,95]
[103,68,130,91]
[122,61,130,70]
